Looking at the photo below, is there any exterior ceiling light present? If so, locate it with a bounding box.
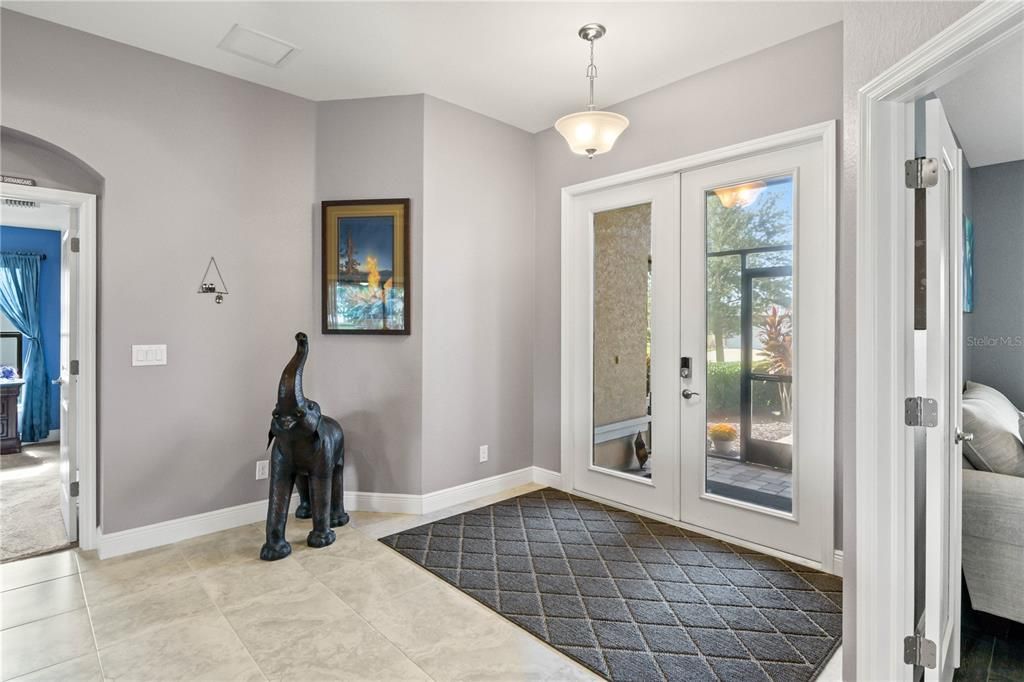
[555,23,629,159]
[713,181,768,208]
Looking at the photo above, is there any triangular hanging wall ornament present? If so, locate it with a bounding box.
[197,257,229,304]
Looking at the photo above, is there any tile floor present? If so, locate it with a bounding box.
[705,459,793,500]
[0,483,841,680]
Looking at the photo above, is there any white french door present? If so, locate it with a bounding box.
[563,124,835,567]
[679,140,834,564]
[569,176,680,519]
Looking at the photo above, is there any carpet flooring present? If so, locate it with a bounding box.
[381,488,841,682]
[0,443,71,562]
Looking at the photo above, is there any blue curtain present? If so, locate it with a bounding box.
[0,253,51,441]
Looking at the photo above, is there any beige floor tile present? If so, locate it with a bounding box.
[316,540,436,615]
[0,608,94,681]
[89,575,217,649]
[1,575,85,630]
[0,551,79,592]
[195,555,312,611]
[290,525,390,577]
[178,524,267,572]
[346,511,417,539]
[361,580,595,681]
[9,651,102,682]
[223,580,428,681]
[79,545,193,604]
[98,612,263,681]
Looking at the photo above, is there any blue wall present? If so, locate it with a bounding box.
[0,225,61,431]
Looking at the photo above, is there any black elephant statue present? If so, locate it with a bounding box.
[260,332,348,561]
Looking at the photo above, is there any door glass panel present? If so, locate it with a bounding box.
[593,203,653,480]
[704,176,794,512]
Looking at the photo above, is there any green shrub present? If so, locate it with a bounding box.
[706,360,787,417]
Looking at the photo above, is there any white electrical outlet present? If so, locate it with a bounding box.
[256,459,269,480]
[479,445,488,463]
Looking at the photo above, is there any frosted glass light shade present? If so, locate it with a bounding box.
[555,110,630,158]
[713,181,767,208]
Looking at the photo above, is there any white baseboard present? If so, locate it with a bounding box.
[532,466,563,489]
[96,465,840,571]
[345,490,421,515]
[421,467,535,514]
[97,465,564,559]
[98,496,287,559]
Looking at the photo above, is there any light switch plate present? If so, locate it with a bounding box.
[132,344,167,366]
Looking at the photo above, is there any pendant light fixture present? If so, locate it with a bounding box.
[555,23,629,159]
[712,181,768,209]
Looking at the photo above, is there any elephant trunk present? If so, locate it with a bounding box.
[276,332,309,410]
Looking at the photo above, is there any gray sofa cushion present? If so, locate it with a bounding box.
[962,382,1024,476]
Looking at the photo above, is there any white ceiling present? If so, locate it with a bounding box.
[5,2,843,133]
[937,30,1024,168]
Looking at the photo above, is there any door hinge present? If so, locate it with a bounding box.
[904,635,937,668]
[905,397,938,427]
[905,157,939,189]
[70,237,80,253]
[70,360,80,376]
[70,481,79,498]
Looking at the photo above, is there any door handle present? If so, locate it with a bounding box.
[681,390,701,400]
[955,428,974,444]
[52,377,65,386]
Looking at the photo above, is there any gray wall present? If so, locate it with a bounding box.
[1,10,318,533]
[420,96,536,492]
[312,96,426,495]
[531,23,843,474]
[964,160,1024,406]
[1,128,104,196]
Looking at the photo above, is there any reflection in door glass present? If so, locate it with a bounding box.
[704,177,794,513]
[593,203,653,480]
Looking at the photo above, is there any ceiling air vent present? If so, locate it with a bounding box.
[217,24,298,68]
[3,199,38,209]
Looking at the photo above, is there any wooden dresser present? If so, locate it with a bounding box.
[0,380,24,454]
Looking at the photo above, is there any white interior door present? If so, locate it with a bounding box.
[570,176,680,519]
[920,98,963,681]
[58,219,78,543]
[679,140,834,564]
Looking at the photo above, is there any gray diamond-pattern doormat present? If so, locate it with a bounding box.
[380,488,841,681]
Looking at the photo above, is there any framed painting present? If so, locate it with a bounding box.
[963,215,974,313]
[321,199,410,334]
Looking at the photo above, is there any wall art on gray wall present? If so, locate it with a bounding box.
[964,215,974,313]
[321,199,410,334]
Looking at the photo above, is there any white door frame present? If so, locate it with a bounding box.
[560,120,837,570]
[1,181,98,552]
[854,3,1023,680]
